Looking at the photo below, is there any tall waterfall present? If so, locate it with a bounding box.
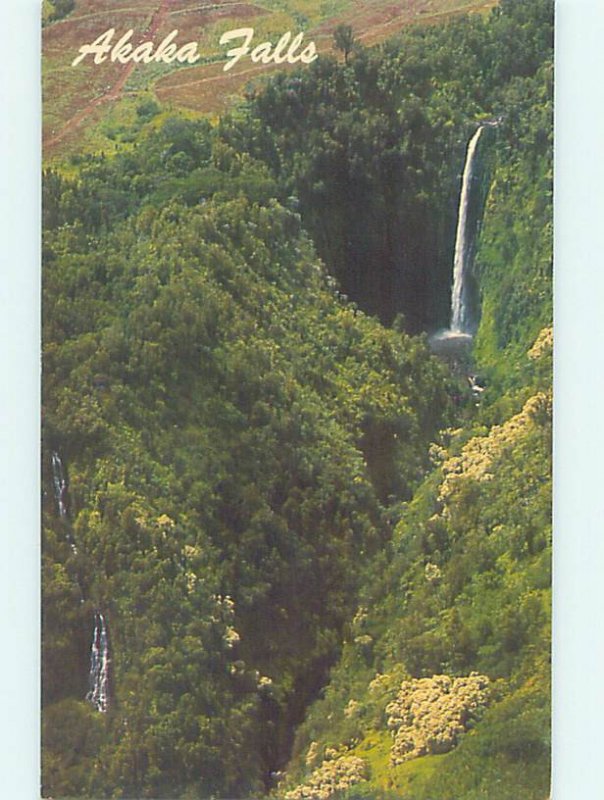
[51,451,68,519]
[449,125,486,334]
[87,612,110,713]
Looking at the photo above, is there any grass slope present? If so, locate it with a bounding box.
[43,0,496,160]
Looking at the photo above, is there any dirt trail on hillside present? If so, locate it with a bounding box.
[44,0,496,155]
[44,0,171,152]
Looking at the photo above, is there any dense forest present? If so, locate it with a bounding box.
[42,1,553,798]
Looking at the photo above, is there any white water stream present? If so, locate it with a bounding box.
[449,125,485,334]
[87,612,110,713]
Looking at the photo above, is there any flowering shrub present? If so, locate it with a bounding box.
[528,326,553,361]
[385,673,490,765]
[424,562,442,583]
[305,741,320,768]
[439,392,551,511]
[284,755,368,800]
[344,699,361,719]
[223,627,240,648]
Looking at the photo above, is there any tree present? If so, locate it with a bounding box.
[333,24,356,64]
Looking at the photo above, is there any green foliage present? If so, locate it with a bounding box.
[273,7,552,797]
[136,99,161,122]
[221,0,553,331]
[333,25,356,63]
[285,386,551,797]
[44,0,75,24]
[42,2,552,797]
[42,120,448,797]
[473,65,553,399]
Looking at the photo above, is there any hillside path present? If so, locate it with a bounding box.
[45,0,171,151]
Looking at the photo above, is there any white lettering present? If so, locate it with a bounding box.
[220,28,319,72]
[287,33,305,63]
[220,28,318,71]
[251,41,273,64]
[112,30,134,64]
[300,42,318,64]
[272,32,293,64]
[220,28,254,72]
[154,30,179,63]
[72,28,201,67]
[72,27,316,71]
[132,42,154,64]
[175,42,201,64]
[72,28,115,66]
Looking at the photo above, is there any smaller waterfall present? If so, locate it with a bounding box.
[51,451,68,519]
[449,125,485,334]
[87,612,110,713]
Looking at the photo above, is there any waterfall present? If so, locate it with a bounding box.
[50,450,78,553]
[51,451,68,519]
[87,612,110,713]
[429,119,499,358]
[449,125,485,334]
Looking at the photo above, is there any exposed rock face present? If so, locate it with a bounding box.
[386,673,490,765]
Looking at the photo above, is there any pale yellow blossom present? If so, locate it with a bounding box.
[385,673,490,765]
[528,326,553,360]
[284,755,367,800]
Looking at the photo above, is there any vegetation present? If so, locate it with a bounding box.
[42,1,553,798]
[221,0,553,331]
[43,0,75,25]
[42,123,449,797]
[42,0,496,160]
[333,25,357,64]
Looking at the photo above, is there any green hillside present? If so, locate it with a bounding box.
[42,1,553,798]
[42,0,498,161]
